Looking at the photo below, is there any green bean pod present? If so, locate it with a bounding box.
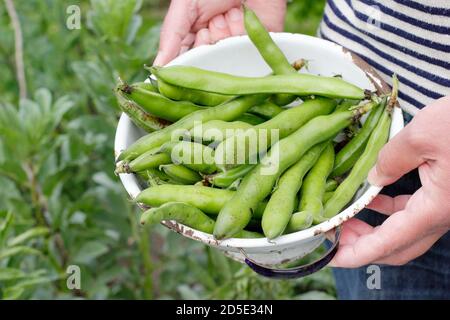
[118,94,268,161]
[262,143,328,239]
[160,164,202,184]
[323,106,392,218]
[140,202,215,233]
[116,90,170,133]
[325,179,338,192]
[214,102,375,239]
[236,113,266,125]
[286,211,313,233]
[152,59,304,107]
[237,230,264,238]
[116,148,171,174]
[206,164,256,188]
[244,6,299,106]
[118,82,203,122]
[189,120,252,143]
[150,65,367,100]
[323,191,334,203]
[298,143,335,224]
[140,202,263,238]
[215,97,336,168]
[335,99,362,112]
[157,79,231,106]
[159,141,217,174]
[134,81,159,93]
[137,168,171,182]
[248,101,284,119]
[331,97,386,177]
[323,76,398,218]
[136,185,233,215]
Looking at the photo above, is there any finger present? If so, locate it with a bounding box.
[181,33,196,47]
[224,7,245,36]
[374,230,445,265]
[330,188,433,268]
[330,219,373,256]
[368,121,426,187]
[154,0,197,66]
[342,218,374,237]
[193,28,211,47]
[246,0,287,32]
[179,33,196,55]
[367,194,412,215]
[191,0,241,32]
[208,14,232,43]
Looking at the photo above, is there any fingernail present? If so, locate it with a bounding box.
[367,167,382,187]
[179,46,189,55]
[153,51,165,66]
[213,15,227,29]
[197,28,210,43]
[228,8,242,22]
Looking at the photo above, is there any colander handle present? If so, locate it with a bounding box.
[243,227,341,279]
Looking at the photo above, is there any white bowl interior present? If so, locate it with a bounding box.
[115,33,404,250]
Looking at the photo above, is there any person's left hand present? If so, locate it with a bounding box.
[330,96,450,267]
[153,0,286,66]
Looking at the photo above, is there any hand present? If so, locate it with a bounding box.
[331,96,450,267]
[153,0,287,66]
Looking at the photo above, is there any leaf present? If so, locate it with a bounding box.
[92,172,121,192]
[0,246,41,260]
[34,88,52,114]
[177,284,200,300]
[3,275,55,300]
[73,241,109,264]
[3,286,25,300]
[50,95,74,130]
[126,15,142,45]
[294,290,336,300]
[0,211,14,234]
[0,268,25,281]
[7,227,49,247]
[0,211,14,246]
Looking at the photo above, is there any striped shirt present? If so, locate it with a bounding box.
[320,0,450,116]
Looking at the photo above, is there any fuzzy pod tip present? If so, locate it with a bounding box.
[114,161,131,174]
[145,65,161,75]
[139,210,150,225]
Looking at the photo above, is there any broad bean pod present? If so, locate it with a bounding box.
[116,90,170,132]
[160,164,202,184]
[331,97,386,177]
[214,102,375,239]
[262,143,328,239]
[159,141,217,174]
[214,97,336,169]
[118,94,267,161]
[298,142,335,224]
[140,202,263,238]
[118,82,202,122]
[150,65,367,100]
[323,76,398,218]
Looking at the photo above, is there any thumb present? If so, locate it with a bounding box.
[368,119,425,187]
[154,0,197,66]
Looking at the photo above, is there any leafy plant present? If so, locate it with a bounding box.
[0,0,334,300]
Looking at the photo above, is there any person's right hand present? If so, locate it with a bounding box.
[153,0,287,66]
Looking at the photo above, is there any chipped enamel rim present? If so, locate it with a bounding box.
[114,33,404,249]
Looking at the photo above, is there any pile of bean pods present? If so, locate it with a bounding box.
[115,6,399,240]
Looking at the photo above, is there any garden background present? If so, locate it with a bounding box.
[0,0,334,299]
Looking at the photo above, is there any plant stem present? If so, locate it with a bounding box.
[128,207,154,299]
[4,0,27,99]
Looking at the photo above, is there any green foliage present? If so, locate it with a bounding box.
[0,0,333,300]
[286,0,327,35]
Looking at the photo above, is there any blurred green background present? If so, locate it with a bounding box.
[0,0,332,299]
